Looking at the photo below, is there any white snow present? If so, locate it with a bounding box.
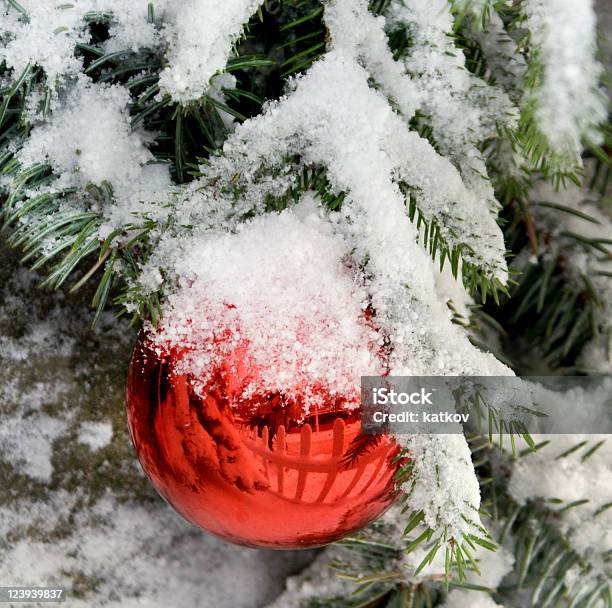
[78,421,113,451]
[509,435,612,581]
[151,202,382,410]
[1,1,164,85]
[158,0,263,102]
[1,493,313,608]
[0,410,67,481]
[386,0,518,217]
[324,0,421,120]
[1,0,88,84]
[400,434,484,542]
[146,33,512,380]
[0,268,74,482]
[1,0,259,103]
[523,0,606,166]
[16,77,171,235]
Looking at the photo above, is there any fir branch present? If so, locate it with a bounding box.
[505,501,610,608]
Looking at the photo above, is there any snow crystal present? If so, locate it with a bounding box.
[324,0,421,120]
[1,1,88,84]
[523,0,606,165]
[103,2,167,54]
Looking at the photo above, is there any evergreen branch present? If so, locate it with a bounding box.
[7,0,28,17]
[399,183,510,303]
[469,438,611,608]
[483,158,612,370]
[303,583,394,608]
[505,501,610,608]
[275,1,327,76]
[0,3,279,322]
[513,100,585,186]
[507,2,607,183]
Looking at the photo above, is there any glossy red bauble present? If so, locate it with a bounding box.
[126,332,401,549]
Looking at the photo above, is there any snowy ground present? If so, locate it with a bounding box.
[0,243,314,607]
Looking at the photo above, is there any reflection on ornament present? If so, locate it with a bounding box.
[126,332,401,549]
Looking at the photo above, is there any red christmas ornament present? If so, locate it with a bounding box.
[126,326,401,549]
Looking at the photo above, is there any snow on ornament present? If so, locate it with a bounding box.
[126,205,402,548]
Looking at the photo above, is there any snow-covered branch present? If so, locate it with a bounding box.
[521,0,606,170]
